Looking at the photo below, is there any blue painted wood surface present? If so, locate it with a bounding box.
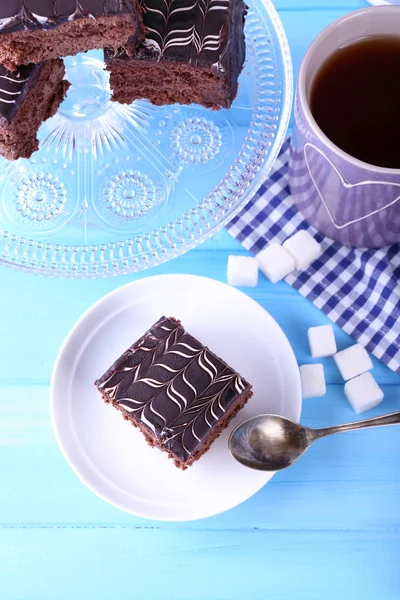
[1,1,400,599]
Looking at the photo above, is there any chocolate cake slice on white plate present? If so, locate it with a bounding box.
[95,316,253,469]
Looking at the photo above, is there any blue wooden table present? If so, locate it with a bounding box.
[1,1,399,598]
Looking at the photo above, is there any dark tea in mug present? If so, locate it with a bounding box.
[310,36,400,169]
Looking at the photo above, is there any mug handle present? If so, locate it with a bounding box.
[304,142,400,230]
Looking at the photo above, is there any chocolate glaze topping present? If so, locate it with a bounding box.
[96,317,249,462]
[0,63,37,121]
[105,0,246,74]
[0,1,137,33]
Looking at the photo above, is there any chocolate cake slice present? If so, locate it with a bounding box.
[105,0,247,109]
[95,316,253,469]
[0,60,69,160]
[0,1,144,71]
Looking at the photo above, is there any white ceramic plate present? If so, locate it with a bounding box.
[50,274,302,521]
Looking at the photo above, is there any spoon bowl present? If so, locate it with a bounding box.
[229,410,400,471]
[229,414,314,471]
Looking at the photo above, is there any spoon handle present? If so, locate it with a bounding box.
[313,410,400,439]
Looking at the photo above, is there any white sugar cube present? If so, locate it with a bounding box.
[344,372,384,414]
[334,343,373,381]
[227,255,258,287]
[257,243,295,283]
[283,230,322,271]
[308,325,337,358]
[299,364,326,398]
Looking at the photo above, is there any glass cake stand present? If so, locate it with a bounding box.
[0,0,292,278]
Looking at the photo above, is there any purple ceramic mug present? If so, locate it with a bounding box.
[289,6,400,248]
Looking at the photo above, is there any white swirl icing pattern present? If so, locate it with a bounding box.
[0,63,36,117]
[0,17,17,31]
[0,4,52,31]
[97,317,184,396]
[0,1,128,32]
[141,0,231,68]
[97,317,249,462]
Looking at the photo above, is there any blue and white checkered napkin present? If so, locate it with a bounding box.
[227,138,400,374]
